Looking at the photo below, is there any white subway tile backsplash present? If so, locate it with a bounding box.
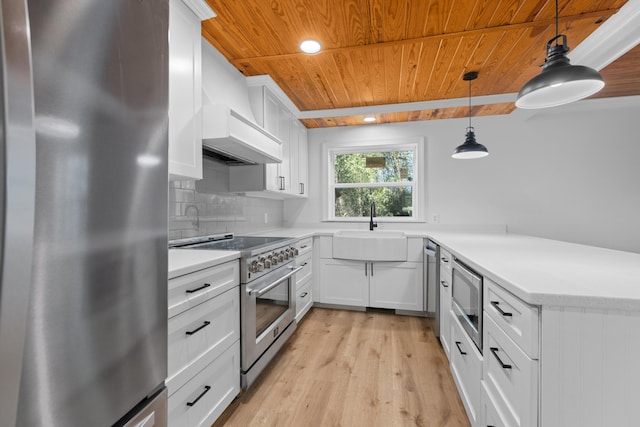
[168,159,283,239]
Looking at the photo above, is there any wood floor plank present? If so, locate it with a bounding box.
[213,308,470,427]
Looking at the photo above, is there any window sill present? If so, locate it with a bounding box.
[323,218,425,223]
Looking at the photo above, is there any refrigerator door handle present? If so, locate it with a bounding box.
[0,0,37,425]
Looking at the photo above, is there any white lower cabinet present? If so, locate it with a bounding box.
[168,341,240,427]
[439,263,452,358]
[319,258,423,310]
[483,315,538,427]
[318,258,369,307]
[450,312,482,427]
[481,381,510,427]
[369,261,423,311]
[167,259,241,427]
[296,279,313,322]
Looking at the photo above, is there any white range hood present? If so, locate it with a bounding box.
[201,104,282,165]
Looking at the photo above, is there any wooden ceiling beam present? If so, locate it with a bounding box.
[226,8,620,67]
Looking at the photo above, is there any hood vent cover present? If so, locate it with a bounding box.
[201,105,282,165]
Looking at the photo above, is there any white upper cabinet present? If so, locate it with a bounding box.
[168,0,214,180]
[296,122,308,197]
[231,84,309,198]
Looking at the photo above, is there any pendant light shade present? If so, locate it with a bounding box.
[452,127,489,159]
[515,1,604,109]
[452,71,489,159]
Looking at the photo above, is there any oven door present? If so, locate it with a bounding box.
[241,261,301,371]
[452,259,483,351]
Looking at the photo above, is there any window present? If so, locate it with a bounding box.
[323,139,422,222]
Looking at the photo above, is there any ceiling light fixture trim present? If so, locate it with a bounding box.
[515,0,604,109]
[299,39,322,54]
[452,71,489,160]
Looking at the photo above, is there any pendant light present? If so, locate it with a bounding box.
[516,0,604,109]
[452,71,488,159]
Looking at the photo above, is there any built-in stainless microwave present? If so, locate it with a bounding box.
[452,258,483,352]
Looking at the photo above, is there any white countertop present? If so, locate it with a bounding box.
[428,231,640,310]
[168,249,241,279]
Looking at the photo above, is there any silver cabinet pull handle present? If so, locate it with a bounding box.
[440,280,449,288]
[455,341,467,355]
[300,292,308,298]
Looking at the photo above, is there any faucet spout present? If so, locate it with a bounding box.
[369,201,377,231]
[185,204,200,230]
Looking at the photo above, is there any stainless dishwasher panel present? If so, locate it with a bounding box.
[425,240,440,336]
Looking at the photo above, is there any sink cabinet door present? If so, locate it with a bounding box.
[318,259,369,307]
[369,261,423,311]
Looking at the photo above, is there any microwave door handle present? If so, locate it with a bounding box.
[249,266,304,297]
[453,259,481,281]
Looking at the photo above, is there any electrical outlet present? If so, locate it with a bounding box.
[432,213,440,223]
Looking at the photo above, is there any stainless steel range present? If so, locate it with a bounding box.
[171,233,302,389]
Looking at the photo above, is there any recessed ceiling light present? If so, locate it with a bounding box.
[299,40,322,54]
[363,116,376,123]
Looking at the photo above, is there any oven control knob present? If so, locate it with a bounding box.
[277,253,284,262]
[249,261,259,273]
[264,259,271,268]
[270,254,278,266]
[283,250,290,260]
[256,262,264,272]
[291,247,299,256]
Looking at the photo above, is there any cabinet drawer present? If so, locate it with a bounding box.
[439,267,451,290]
[296,237,313,256]
[449,312,482,426]
[168,341,240,427]
[484,278,539,358]
[483,315,538,427]
[168,287,239,392]
[295,280,313,322]
[440,248,452,272]
[295,251,312,286]
[169,260,239,318]
[481,381,510,427]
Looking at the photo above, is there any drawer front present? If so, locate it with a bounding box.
[449,312,482,426]
[440,248,452,272]
[481,381,510,427]
[168,341,240,427]
[295,280,313,321]
[295,251,312,286]
[168,287,239,390]
[169,260,239,318]
[483,315,538,427]
[296,237,313,256]
[484,278,539,358]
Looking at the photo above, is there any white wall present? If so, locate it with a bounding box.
[285,99,640,253]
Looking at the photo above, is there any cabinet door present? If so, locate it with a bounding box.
[450,312,482,427]
[439,268,452,358]
[168,0,202,180]
[369,261,423,311]
[318,259,368,307]
[278,106,291,193]
[288,117,299,196]
[263,89,280,137]
[297,123,308,197]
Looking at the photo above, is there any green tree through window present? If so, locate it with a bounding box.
[333,150,415,218]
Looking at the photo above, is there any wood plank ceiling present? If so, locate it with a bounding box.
[201,0,629,128]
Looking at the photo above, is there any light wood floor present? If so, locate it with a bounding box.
[213,308,470,427]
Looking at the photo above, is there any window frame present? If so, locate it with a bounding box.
[322,137,424,222]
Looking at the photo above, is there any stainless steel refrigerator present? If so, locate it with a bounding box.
[0,1,169,426]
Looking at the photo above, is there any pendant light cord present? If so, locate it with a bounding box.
[468,77,471,129]
[555,0,559,45]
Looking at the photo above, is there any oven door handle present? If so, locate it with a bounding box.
[248,266,304,297]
